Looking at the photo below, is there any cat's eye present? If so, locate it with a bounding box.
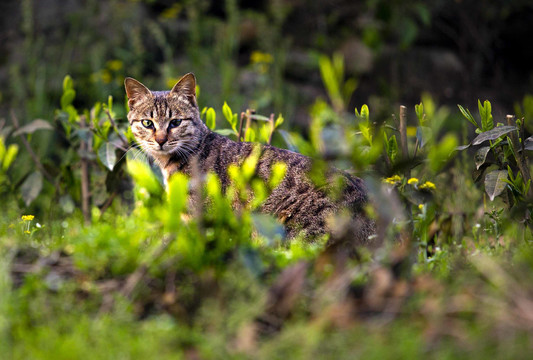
[168,119,182,129]
[141,119,153,128]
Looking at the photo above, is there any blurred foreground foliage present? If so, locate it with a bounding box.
[1,55,533,358]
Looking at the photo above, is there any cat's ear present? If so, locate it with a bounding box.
[169,73,197,106]
[124,77,152,108]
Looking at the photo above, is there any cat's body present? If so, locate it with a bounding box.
[125,73,375,250]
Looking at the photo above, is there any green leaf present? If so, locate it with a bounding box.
[484,170,508,201]
[222,102,234,128]
[13,119,53,136]
[478,100,494,131]
[98,142,117,171]
[214,129,236,136]
[20,171,43,206]
[415,103,425,125]
[471,125,517,145]
[428,134,458,173]
[457,104,478,128]
[274,114,284,129]
[206,107,216,130]
[166,173,188,233]
[61,89,76,110]
[127,159,163,196]
[245,127,256,142]
[385,133,398,163]
[63,75,73,91]
[474,146,491,170]
[2,144,18,171]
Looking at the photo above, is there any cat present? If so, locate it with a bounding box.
[124,73,376,252]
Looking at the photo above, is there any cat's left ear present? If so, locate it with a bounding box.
[169,73,197,106]
[124,77,152,109]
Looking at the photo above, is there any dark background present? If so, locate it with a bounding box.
[1,0,533,128]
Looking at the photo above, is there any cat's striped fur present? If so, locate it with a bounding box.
[125,73,376,251]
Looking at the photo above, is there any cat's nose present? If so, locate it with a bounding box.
[155,136,167,148]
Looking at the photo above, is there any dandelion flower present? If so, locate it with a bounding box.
[420,181,436,190]
[21,215,34,221]
[407,178,419,185]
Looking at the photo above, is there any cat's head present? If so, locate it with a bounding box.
[124,73,208,160]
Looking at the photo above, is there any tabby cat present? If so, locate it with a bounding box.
[125,73,375,251]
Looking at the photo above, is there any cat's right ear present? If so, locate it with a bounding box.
[124,77,152,109]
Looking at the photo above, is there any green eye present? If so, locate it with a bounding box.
[168,119,182,129]
[141,119,153,128]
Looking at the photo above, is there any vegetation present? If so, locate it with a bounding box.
[2,1,533,359]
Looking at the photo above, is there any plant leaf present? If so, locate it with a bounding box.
[416,126,432,148]
[457,104,478,128]
[206,107,216,130]
[474,146,491,170]
[471,125,517,145]
[13,119,53,136]
[456,144,471,151]
[214,129,236,136]
[98,142,117,171]
[20,171,43,206]
[484,170,508,201]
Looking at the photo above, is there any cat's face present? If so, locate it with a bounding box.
[124,73,207,161]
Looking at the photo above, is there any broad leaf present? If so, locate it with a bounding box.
[474,146,491,170]
[214,129,236,136]
[61,89,76,110]
[472,125,517,145]
[98,142,117,171]
[478,100,494,132]
[13,119,53,136]
[456,144,471,151]
[484,170,508,201]
[20,171,43,206]
[205,107,216,130]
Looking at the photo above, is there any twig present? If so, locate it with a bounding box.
[10,111,57,187]
[507,115,532,197]
[99,191,117,215]
[79,115,91,224]
[238,112,245,142]
[268,113,275,145]
[398,106,410,178]
[244,109,253,142]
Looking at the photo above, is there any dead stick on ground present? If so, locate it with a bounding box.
[10,111,58,188]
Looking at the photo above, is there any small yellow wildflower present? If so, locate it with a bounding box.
[407,178,419,185]
[21,215,34,221]
[250,51,273,64]
[420,181,436,191]
[418,204,424,210]
[383,175,402,185]
[24,230,30,234]
[101,70,112,84]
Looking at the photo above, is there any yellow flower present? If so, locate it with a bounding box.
[101,70,112,84]
[24,230,30,234]
[21,215,34,221]
[418,204,424,210]
[250,51,273,64]
[407,178,419,185]
[420,181,436,190]
[383,175,402,185]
